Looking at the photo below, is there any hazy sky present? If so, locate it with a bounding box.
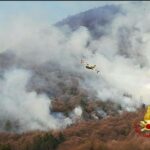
[0,1,129,25]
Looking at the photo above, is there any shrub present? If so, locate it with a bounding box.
[31,132,65,150]
[0,144,11,150]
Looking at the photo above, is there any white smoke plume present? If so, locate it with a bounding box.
[86,2,150,107]
[0,1,150,132]
[74,106,82,117]
[69,106,83,123]
[0,69,72,132]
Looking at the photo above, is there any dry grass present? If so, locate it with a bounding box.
[0,109,149,150]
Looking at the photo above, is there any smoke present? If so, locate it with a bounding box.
[0,2,150,132]
[0,69,72,132]
[0,20,89,132]
[91,2,150,106]
[78,2,150,109]
[74,106,83,117]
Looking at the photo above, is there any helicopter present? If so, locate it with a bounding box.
[81,59,100,74]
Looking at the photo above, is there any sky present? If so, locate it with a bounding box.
[0,1,130,25]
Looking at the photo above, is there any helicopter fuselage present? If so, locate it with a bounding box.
[86,65,96,70]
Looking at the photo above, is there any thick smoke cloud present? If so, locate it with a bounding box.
[0,2,150,132]
[0,69,72,132]
[0,21,90,132]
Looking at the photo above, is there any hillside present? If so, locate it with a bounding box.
[55,5,121,38]
[0,109,147,150]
